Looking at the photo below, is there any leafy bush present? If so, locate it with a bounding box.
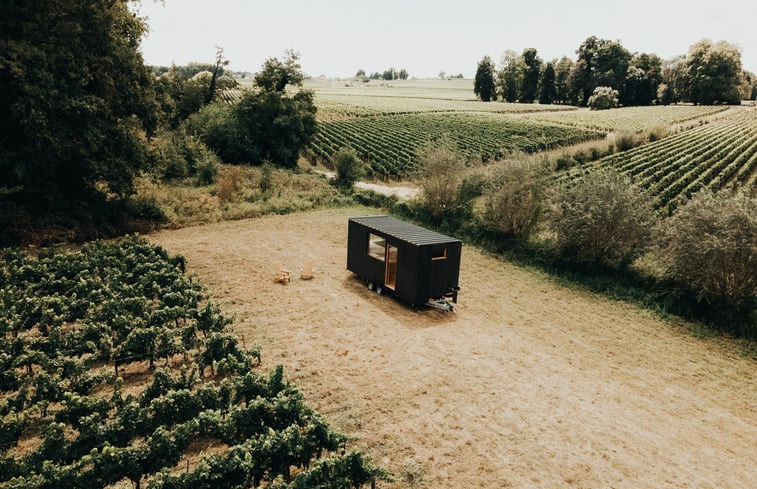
[332,147,365,192]
[183,103,236,158]
[414,137,467,220]
[659,190,756,331]
[555,155,578,171]
[549,169,656,267]
[613,131,640,152]
[152,132,220,185]
[588,86,619,110]
[187,92,316,168]
[216,167,245,202]
[479,158,549,241]
[646,125,669,142]
[195,151,219,185]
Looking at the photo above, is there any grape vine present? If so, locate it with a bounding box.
[0,236,384,489]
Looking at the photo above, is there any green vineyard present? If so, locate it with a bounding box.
[0,237,381,489]
[308,112,603,179]
[216,88,244,105]
[524,105,729,132]
[568,110,757,210]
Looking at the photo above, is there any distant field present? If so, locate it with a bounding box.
[563,110,757,209]
[314,95,576,120]
[303,78,593,178]
[308,113,602,179]
[304,77,476,101]
[228,78,578,119]
[305,78,577,120]
[523,105,730,132]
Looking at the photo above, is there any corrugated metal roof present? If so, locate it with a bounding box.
[349,215,461,246]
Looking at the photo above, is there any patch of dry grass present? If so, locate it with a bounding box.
[150,208,757,489]
[135,165,352,228]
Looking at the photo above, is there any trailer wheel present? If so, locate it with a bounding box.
[376,285,383,295]
[367,281,375,291]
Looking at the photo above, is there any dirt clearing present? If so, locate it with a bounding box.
[149,207,756,489]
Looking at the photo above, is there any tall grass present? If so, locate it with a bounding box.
[135,165,352,227]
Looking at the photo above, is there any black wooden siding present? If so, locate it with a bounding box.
[347,216,461,306]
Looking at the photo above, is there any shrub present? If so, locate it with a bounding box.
[183,103,236,160]
[588,86,619,110]
[549,169,656,267]
[259,162,274,194]
[414,137,467,220]
[184,90,317,168]
[479,158,549,241]
[215,167,244,202]
[153,132,221,185]
[613,131,639,152]
[555,155,578,171]
[195,152,219,185]
[659,190,757,330]
[646,125,669,142]
[332,147,365,192]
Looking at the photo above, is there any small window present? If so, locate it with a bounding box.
[368,233,386,261]
[432,247,447,260]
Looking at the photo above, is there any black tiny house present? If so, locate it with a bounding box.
[347,216,461,310]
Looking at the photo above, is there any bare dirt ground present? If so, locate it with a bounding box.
[149,208,756,489]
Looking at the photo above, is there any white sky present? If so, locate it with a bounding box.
[135,0,757,78]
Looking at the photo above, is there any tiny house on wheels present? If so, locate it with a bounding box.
[347,216,461,311]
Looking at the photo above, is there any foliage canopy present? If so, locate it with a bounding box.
[661,190,756,326]
[0,0,156,203]
[549,169,655,267]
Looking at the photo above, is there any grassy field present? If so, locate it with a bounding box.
[150,208,757,489]
[304,77,478,101]
[303,78,577,120]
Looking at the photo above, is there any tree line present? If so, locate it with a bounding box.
[355,67,409,81]
[475,36,757,106]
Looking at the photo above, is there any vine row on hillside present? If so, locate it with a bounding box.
[307,112,603,179]
[560,110,757,212]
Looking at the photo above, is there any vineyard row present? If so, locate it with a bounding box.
[307,112,603,179]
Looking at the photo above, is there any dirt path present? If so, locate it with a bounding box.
[314,169,419,199]
[149,208,756,489]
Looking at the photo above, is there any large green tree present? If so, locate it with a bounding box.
[687,39,743,105]
[659,55,690,104]
[520,48,542,103]
[474,56,498,102]
[222,90,316,168]
[553,56,574,104]
[571,36,632,106]
[192,51,317,168]
[622,53,662,106]
[539,62,557,104]
[497,50,524,102]
[254,49,304,92]
[0,0,156,203]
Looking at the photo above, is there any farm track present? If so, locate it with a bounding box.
[149,208,757,489]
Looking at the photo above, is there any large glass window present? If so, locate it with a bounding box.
[368,233,386,261]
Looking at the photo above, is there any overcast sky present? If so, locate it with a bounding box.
[135,0,757,78]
